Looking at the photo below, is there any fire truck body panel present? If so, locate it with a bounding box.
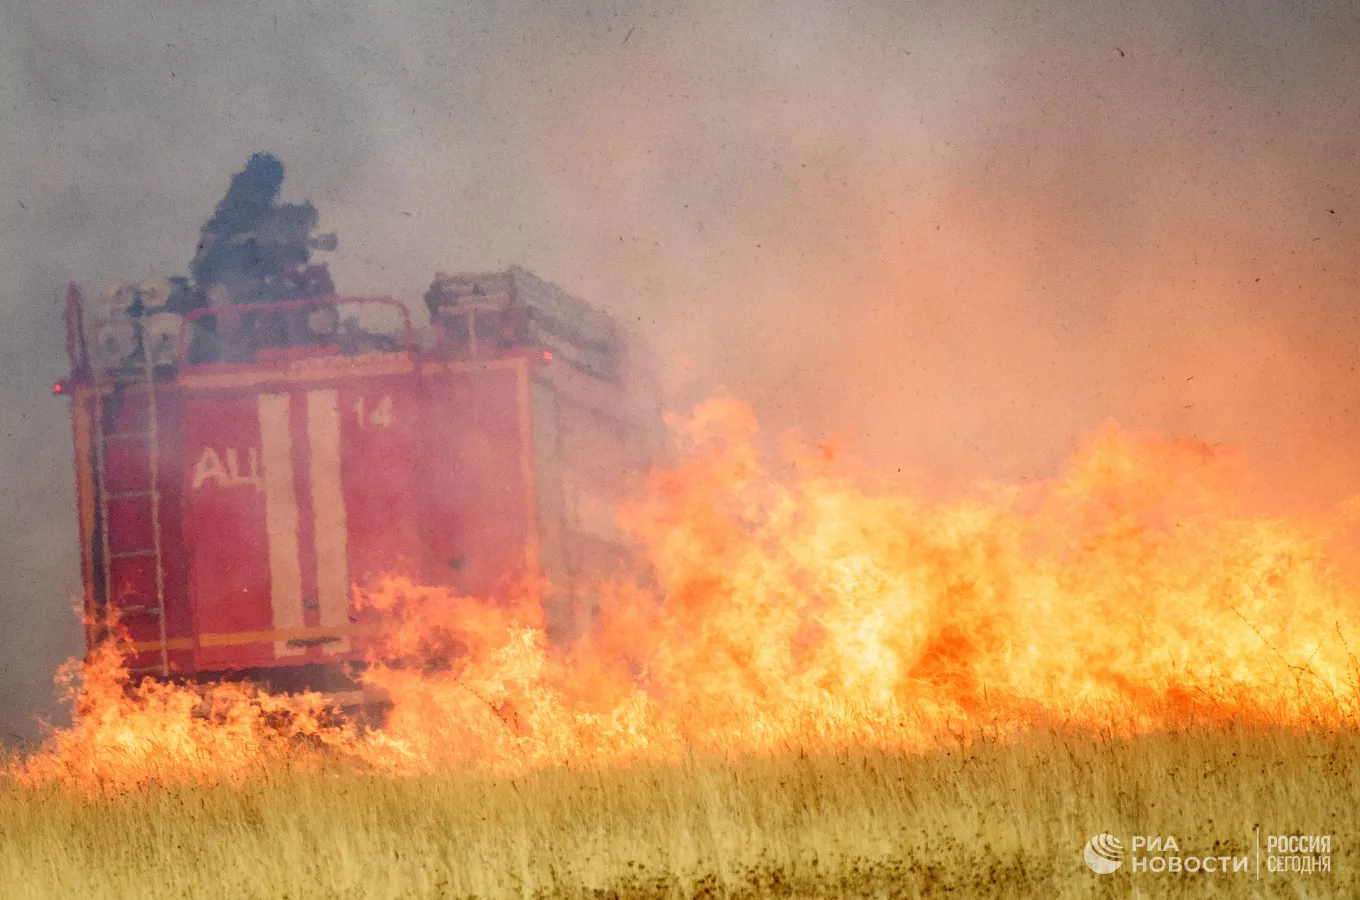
[415,358,537,601]
[178,356,428,670]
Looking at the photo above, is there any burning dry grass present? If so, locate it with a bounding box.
[17,399,1360,793]
[7,399,1360,895]
[2,725,1357,899]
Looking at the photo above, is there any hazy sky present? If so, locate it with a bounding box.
[2,0,1358,738]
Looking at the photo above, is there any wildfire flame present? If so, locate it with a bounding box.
[11,398,1360,792]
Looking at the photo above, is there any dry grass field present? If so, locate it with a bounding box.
[2,725,1355,899]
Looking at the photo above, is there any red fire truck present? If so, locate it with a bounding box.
[57,267,662,693]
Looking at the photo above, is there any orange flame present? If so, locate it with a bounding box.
[12,398,1360,791]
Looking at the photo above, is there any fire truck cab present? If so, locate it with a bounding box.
[58,267,662,690]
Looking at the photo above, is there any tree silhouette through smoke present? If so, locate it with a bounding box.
[189,152,337,307]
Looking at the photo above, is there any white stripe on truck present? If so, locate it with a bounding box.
[306,389,351,654]
[258,393,305,657]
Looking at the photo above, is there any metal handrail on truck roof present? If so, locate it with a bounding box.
[176,296,415,369]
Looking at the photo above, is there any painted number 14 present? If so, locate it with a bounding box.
[354,395,394,428]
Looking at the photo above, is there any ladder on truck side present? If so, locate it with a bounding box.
[84,308,170,677]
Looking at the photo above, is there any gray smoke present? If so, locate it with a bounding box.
[2,0,1359,740]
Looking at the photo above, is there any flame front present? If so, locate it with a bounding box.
[13,398,1360,791]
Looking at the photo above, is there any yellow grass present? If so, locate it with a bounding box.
[2,726,1355,899]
